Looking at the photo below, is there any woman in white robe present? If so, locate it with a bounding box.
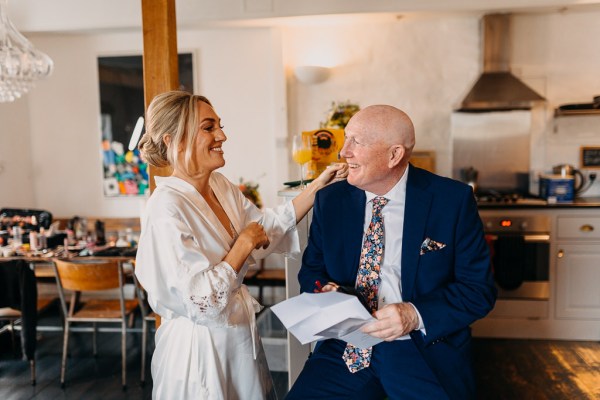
[134,91,347,400]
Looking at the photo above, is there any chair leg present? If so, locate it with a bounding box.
[92,322,97,357]
[61,321,70,388]
[141,318,147,385]
[128,312,135,329]
[121,322,127,390]
[30,359,36,386]
[9,321,17,357]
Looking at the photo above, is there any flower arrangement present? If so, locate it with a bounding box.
[320,101,360,129]
[238,179,263,209]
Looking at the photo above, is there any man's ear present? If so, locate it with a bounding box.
[388,145,405,168]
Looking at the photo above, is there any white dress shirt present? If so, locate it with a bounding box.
[362,167,425,338]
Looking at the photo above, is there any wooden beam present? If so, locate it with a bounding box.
[141,0,178,192]
[141,0,179,329]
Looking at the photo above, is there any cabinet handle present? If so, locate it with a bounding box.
[580,224,594,232]
[557,249,564,258]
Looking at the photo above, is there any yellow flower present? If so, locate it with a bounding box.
[320,101,360,129]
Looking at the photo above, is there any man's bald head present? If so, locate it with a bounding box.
[341,105,416,194]
[346,105,415,156]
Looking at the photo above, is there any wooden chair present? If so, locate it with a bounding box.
[0,297,56,385]
[0,259,56,385]
[53,258,142,389]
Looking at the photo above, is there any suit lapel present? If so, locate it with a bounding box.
[402,166,432,301]
[343,184,366,281]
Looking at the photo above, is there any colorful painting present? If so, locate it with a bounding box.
[98,53,194,196]
[102,138,149,196]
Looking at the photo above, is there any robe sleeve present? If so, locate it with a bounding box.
[225,176,300,260]
[136,212,241,326]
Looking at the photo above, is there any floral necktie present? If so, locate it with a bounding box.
[343,196,388,373]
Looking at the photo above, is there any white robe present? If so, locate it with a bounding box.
[135,173,299,400]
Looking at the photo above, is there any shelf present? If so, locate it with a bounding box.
[554,108,600,117]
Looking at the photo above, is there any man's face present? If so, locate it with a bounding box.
[340,117,392,194]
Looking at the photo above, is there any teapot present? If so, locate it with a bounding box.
[552,164,586,194]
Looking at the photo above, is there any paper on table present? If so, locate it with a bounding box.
[270,291,383,348]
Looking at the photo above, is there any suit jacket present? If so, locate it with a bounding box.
[299,164,497,400]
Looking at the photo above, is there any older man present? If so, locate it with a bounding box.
[287,105,496,400]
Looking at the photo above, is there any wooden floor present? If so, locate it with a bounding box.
[1,306,599,399]
[473,338,600,399]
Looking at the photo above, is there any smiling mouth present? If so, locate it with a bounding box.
[347,163,358,169]
[210,146,223,153]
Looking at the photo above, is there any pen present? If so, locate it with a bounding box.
[314,280,323,293]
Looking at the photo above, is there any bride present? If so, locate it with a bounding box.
[135,90,347,399]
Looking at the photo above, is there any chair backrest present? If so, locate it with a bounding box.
[53,258,129,319]
[54,259,121,291]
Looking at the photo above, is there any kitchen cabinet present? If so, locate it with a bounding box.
[473,207,600,340]
[555,216,600,320]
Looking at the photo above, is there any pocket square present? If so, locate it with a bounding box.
[420,237,446,255]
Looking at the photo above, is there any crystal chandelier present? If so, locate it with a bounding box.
[0,0,53,102]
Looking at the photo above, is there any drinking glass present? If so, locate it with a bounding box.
[292,134,312,189]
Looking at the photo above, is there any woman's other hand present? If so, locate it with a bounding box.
[225,222,270,272]
[239,222,270,250]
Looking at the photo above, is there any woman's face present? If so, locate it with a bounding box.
[186,101,227,175]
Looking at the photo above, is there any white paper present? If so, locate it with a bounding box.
[271,291,383,348]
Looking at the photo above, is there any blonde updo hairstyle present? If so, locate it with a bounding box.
[138,91,212,174]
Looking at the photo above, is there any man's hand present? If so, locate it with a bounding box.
[361,302,419,341]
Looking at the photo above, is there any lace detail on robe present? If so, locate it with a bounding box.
[189,280,229,314]
[185,263,238,325]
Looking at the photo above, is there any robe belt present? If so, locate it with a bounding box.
[236,284,263,359]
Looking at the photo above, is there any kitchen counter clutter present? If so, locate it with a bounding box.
[473,206,600,341]
[477,196,600,209]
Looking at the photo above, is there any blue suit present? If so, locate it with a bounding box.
[290,165,497,400]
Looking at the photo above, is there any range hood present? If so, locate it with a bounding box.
[459,14,545,112]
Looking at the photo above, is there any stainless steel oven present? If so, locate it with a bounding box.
[482,215,550,300]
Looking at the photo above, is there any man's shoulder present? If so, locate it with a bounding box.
[409,165,470,194]
[317,179,359,200]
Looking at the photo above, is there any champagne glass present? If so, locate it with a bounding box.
[292,134,312,189]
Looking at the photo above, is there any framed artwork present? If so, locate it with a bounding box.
[98,53,194,196]
[580,146,600,169]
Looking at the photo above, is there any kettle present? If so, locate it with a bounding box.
[460,166,479,193]
[552,164,586,194]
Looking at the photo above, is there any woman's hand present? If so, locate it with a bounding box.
[238,222,270,250]
[312,163,348,189]
[225,222,270,273]
[290,162,349,224]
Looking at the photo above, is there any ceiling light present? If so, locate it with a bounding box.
[0,0,54,102]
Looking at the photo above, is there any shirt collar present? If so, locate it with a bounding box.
[365,167,408,204]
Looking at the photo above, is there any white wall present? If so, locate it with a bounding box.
[4,8,600,217]
[0,99,35,208]
[282,15,480,178]
[512,10,600,196]
[0,28,286,217]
